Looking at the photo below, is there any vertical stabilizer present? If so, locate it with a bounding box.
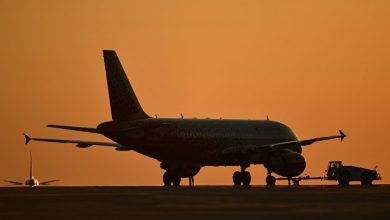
[103,50,150,121]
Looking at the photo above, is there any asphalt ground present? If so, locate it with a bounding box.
[0,185,389,219]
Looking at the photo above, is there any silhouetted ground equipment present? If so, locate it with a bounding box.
[325,161,381,185]
[275,161,381,186]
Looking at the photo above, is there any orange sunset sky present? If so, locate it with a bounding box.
[1,0,389,185]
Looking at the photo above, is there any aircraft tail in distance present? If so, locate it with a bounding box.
[103,50,150,121]
[29,150,33,179]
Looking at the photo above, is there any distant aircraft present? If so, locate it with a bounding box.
[24,50,346,186]
[4,151,59,187]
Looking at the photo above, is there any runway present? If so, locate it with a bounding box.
[1,185,389,219]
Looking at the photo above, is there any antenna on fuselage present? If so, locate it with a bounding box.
[180,113,183,119]
[155,115,158,118]
[267,115,269,120]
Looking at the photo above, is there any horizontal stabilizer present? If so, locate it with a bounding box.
[4,180,23,185]
[24,133,31,145]
[23,134,125,148]
[47,125,99,134]
[40,179,60,185]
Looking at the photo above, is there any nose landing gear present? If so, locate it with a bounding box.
[266,169,276,186]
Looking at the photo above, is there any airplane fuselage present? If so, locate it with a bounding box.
[25,177,39,187]
[98,118,301,166]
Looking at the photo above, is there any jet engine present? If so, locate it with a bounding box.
[268,149,306,177]
[160,162,200,177]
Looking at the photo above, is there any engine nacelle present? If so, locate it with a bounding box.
[269,149,306,177]
[76,143,92,148]
[160,162,200,177]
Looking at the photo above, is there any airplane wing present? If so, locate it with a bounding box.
[265,130,346,149]
[4,180,23,185]
[23,134,132,151]
[222,130,346,155]
[40,179,60,185]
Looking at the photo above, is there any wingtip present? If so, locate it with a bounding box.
[339,130,346,141]
[23,133,31,145]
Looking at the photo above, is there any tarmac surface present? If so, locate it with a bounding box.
[0,185,389,219]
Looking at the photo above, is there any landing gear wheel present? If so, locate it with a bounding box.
[242,171,251,186]
[233,171,242,186]
[361,172,373,185]
[266,175,276,186]
[163,172,172,186]
[338,172,351,185]
[172,175,181,186]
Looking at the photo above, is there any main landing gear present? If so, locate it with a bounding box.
[163,172,181,186]
[232,165,251,186]
[231,166,277,187]
[232,171,251,186]
[163,173,195,187]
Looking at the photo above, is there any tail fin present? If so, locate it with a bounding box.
[103,50,150,121]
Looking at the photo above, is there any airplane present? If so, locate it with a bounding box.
[4,151,59,187]
[24,50,346,187]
